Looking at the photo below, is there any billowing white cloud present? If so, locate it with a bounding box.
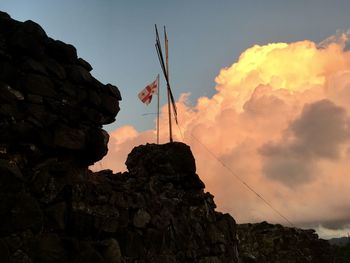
[93,35,350,237]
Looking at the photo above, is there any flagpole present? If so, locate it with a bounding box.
[164,26,173,143]
[156,74,160,144]
[155,24,177,143]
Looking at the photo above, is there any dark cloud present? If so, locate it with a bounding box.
[322,219,350,230]
[301,218,350,231]
[260,155,315,186]
[290,99,349,159]
[259,99,350,187]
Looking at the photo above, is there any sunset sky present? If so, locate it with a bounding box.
[3,0,350,238]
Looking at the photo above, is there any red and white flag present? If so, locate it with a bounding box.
[138,77,158,105]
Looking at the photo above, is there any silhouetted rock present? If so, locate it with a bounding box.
[47,39,77,63]
[237,222,334,263]
[331,239,350,263]
[63,143,239,262]
[0,10,121,166]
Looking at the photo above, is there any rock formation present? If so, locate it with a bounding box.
[0,11,240,263]
[237,222,334,262]
[0,10,335,263]
[331,238,350,263]
[0,10,121,167]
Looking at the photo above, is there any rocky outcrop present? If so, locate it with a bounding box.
[77,143,239,263]
[1,141,241,262]
[0,10,121,167]
[237,222,334,263]
[0,11,239,263]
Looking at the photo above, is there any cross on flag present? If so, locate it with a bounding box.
[138,77,158,105]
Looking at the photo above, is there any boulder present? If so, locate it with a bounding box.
[53,125,86,150]
[47,39,77,63]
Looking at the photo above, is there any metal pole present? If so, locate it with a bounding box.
[165,26,173,143]
[156,74,160,144]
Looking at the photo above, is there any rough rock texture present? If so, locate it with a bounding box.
[0,11,121,166]
[0,11,239,262]
[81,143,240,263]
[237,222,334,263]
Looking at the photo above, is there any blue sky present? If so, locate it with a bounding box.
[1,0,350,131]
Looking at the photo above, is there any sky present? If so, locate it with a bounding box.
[2,0,350,239]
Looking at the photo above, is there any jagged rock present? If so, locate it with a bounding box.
[9,20,47,58]
[100,92,120,116]
[67,65,92,84]
[0,11,10,19]
[106,83,122,100]
[84,128,110,164]
[47,39,77,63]
[126,142,197,176]
[77,57,93,72]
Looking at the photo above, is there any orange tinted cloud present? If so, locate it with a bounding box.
[93,35,350,237]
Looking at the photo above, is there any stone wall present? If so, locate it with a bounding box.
[237,222,334,263]
[0,10,121,167]
[0,11,239,263]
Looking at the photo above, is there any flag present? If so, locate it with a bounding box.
[138,78,158,105]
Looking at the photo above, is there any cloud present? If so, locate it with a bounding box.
[318,29,350,50]
[259,99,350,187]
[315,225,350,239]
[290,100,349,159]
[93,34,350,237]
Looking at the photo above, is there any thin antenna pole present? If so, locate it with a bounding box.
[165,26,169,79]
[164,26,173,143]
[155,24,177,142]
[154,25,177,120]
[156,74,160,144]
